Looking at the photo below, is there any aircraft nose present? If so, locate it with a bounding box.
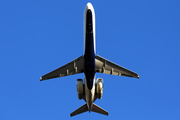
[86,2,93,10]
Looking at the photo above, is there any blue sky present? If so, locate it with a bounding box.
[0,0,180,120]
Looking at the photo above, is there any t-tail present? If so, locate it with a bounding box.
[70,103,108,117]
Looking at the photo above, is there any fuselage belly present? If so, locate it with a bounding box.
[84,3,96,111]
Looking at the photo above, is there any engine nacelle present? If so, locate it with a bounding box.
[76,79,84,99]
[96,78,103,99]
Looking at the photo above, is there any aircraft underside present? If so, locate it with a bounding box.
[40,2,139,117]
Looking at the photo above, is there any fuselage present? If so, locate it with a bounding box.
[83,3,96,111]
[40,3,139,116]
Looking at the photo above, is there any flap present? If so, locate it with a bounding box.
[95,55,139,78]
[40,56,84,81]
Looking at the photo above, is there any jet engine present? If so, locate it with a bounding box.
[76,79,84,99]
[96,78,103,99]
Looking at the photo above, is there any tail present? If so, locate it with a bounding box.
[70,104,88,117]
[70,103,108,117]
[92,103,109,116]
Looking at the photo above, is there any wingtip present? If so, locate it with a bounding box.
[40,77,42,81]
[137,75,140,79]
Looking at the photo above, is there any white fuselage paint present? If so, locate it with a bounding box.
[83,3,96,111]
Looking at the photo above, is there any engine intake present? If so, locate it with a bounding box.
[96,78,103,99]
[76,79,84,99]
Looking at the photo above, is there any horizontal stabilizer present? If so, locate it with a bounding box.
[70,104,88,117]
[92,103,108,116]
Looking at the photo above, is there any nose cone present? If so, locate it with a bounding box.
[86,2,94,11]
[87,101,93,112]
[84,2,95,18]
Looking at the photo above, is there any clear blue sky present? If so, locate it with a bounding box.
[0,0,180,120]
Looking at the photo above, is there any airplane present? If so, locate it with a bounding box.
[40,2,139,117]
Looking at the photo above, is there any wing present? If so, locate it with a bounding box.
[95,55,139,78]
[40,56,84,81]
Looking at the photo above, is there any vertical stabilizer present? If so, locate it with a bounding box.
[92,103,108,116]
[70,104,88,117]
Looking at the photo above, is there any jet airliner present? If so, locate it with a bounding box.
[40,3,139,117]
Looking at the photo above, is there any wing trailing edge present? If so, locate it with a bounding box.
[40,56,84,81]
[95,55,139,78]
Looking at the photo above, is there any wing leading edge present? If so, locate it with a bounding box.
[40,55,139,81]
[95,55,139,78]
[40,56,84,81]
